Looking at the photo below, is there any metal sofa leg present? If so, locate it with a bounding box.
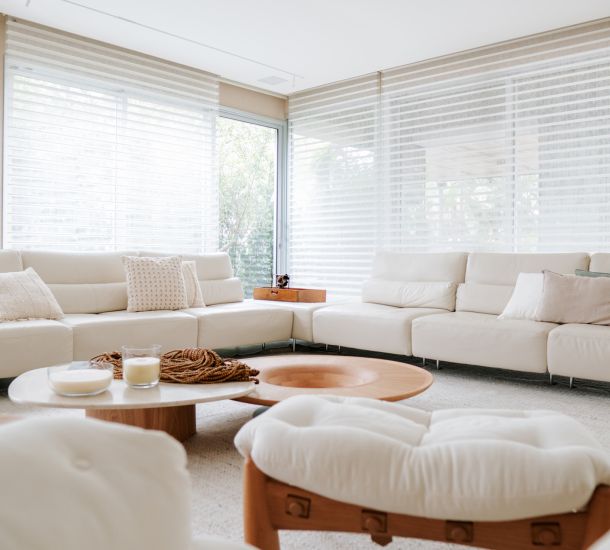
[292,338,296,352]
[549,373,554,385]
[422,358,427,367]
[261,343,266,352]
[569,377,575,389]
[436,360,441,370]
[325,344,329,352]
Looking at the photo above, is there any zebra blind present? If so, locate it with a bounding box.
[4,19,219,252]
[288,19,610,295]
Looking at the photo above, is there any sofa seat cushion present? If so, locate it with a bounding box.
[253,300,340,341]
[313,303,448,356]
[235,395,610,521]
[548,324,610,382]
[0,320,72,378]
[412,312,557,373]
[184,301,293,349]
[62,311,198,360]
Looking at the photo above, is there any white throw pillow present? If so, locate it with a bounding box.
[362,278,457,310]
[0,267,64,321]
[181,261,205,308]
[123,256,188,312]
[498,272,543,320]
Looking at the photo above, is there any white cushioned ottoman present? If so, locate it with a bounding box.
[235,395,610,522]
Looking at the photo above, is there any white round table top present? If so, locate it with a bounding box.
[9,367,255,410]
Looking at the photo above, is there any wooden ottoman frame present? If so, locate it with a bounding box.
[243,458,610,550]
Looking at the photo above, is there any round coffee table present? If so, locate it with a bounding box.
[9,366,255,442]
[235,354,433,406]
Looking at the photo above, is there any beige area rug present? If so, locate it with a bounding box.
[2,350,609,550]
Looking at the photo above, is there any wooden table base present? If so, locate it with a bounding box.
[86,404,196,442]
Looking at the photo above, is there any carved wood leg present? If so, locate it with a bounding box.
[583,486,610,548]
[244,457,280,550]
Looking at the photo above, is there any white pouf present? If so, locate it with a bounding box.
[235,395,610,522]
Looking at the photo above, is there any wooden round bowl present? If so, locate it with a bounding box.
[235,354,433,406]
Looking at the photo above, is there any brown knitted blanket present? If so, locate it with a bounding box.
[91,348,259,384]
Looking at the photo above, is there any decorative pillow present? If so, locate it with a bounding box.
[536,270,610,325]
[362,279,457,310]
[182,261,204,308]
[122,256,188,312]
[0,268,64,321]
[498,273,543,320]
[575,269,610,278]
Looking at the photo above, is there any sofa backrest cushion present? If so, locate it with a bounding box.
[363,279,457,310]
[364,251,468,311]
[590,253,610,274]
[457,252,590,315]
[372,251,468,282]
[21,251,135,314]
[0,250,23,273]
[143,252,243,306]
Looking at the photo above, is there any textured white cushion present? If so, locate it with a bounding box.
[412,311,557,372]
[0,320,73,378]
[62,311,198,360]
[0,416,191,550]
[182,261,204,307]
[548,324,610,382]
[372,251,468,282]
[184,301,293,349]
[0,268,64,321]
[313,303,447,355]
[362,279,456,310]
[123,255,188,312]
[235,395,610,522]
[199,278,244,306]
[498,273,543,320]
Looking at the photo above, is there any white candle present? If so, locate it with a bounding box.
[123,357,161,386]
[49,369,112,395]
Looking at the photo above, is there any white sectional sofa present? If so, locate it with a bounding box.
[0,250,293,378]
[315,250,610,385]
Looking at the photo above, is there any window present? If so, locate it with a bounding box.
[218,113,281,297]
[288,19,610,295]
[3,19,218,252]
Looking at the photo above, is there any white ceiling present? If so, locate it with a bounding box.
[0,0,608,95]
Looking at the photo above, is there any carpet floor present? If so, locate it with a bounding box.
[2,349,609,550]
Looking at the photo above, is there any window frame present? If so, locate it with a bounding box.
[218,106,288,280]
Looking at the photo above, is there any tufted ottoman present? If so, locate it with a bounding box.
[235,395,610,549]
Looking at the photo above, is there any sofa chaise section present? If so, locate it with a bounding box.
[412,252,589,372]
[314,252,468,355]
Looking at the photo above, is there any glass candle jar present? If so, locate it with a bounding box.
[121,345,162,389]
[48,361,114,397]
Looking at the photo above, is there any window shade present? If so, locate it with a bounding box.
[4,19,219,252]
[288,18,610,295]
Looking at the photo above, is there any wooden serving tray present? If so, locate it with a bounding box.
[253,287,326,303]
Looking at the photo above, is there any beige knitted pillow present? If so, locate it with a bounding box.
[182,261,205,307]
[0,268,64,321]
[536,270,610,325]
[123,256,188,312]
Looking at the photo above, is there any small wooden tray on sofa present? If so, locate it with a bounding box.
[253,287,326,303]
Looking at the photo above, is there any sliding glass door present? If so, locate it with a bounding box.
[218,112,284,297]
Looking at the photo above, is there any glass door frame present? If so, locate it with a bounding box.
[218,106,288,281]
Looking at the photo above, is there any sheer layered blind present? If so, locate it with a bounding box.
[288,19,610,295]
[4,19,219,251]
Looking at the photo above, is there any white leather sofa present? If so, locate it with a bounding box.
[315,250,610,384]
[0,249,294,378]
[0,415,254,550]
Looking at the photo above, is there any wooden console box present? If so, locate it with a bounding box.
[253,287,326,303]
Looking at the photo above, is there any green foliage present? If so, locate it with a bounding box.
[218,117,276,297]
